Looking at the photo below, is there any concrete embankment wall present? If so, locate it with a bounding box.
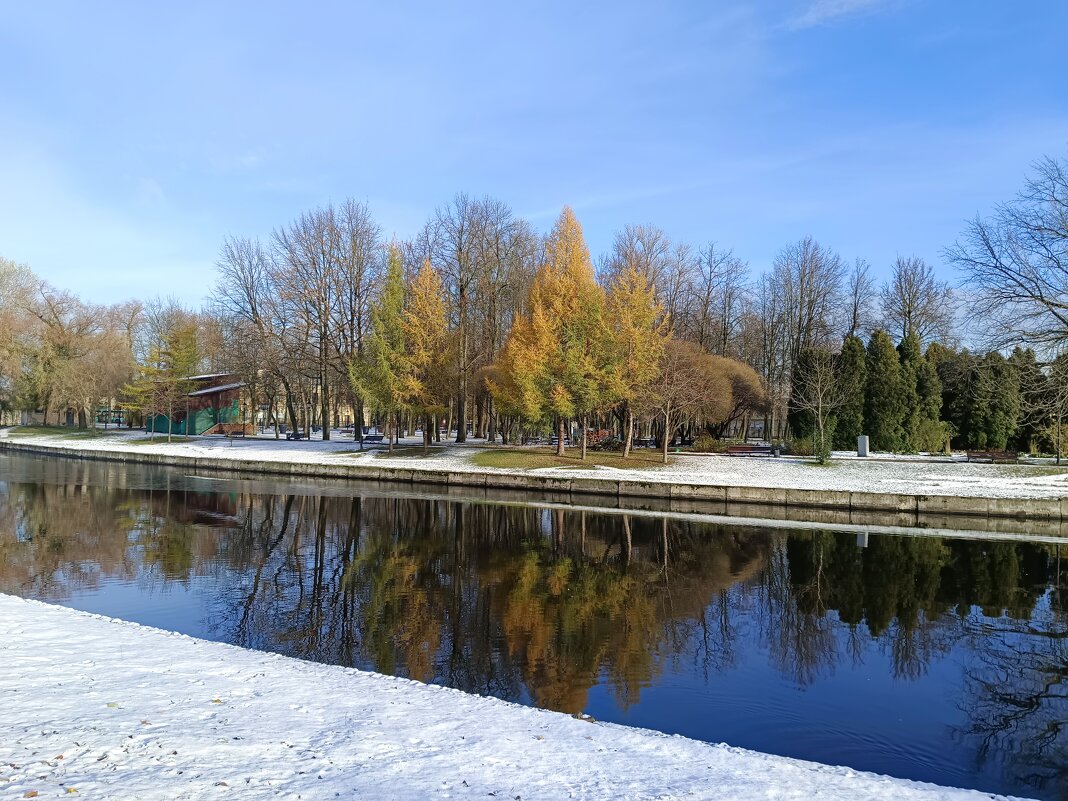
[1,439,1065,536]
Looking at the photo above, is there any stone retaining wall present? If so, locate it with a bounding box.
[1,439,1063,532]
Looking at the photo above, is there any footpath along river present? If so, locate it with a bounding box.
[2,451,1066,799]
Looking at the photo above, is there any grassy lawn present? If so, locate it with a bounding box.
[8,425,128,439]
[470,447,668,471]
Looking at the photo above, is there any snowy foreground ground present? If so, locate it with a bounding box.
[0,595,1029,801]
[2,426,1068,499]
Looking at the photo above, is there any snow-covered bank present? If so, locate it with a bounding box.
[2,426,1067,501]
[0,595,1029,801]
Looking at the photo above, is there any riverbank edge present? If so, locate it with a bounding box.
[2,437,1064,525]
[1,594,1021,801]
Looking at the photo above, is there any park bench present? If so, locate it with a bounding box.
[285,430,306,441]
[726,444,778,457]
[966,450,1018,463]
[362,433,385,443]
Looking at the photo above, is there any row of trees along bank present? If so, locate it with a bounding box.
[0,152,1066,460]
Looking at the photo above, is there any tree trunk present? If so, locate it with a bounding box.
[320,366,331,441]
[282,381,299,435]
[455,387,467,443]
[580,412,588,460]
[557,417,566,457]
[456,319,468,442]
[424,412,432,454]
[662,409,672,464]
[622,405,634,459]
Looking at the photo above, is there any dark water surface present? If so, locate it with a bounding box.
[2,452,1067,799]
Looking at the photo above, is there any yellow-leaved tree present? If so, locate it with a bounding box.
[490,207,610,458]
[605,264,667,458]
[401,259,451,453]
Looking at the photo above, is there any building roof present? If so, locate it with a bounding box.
[186,372,239,382]
[187,382,246,397]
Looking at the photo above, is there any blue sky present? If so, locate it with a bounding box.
[2,1,1065,305]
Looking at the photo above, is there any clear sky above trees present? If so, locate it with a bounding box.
[2,1,1066,305]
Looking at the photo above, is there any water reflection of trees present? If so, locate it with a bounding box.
[204,498,772,714]
[2,473,1067,792]
[958,609,1068,795]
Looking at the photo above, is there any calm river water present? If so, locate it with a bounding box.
[2,452,1066,799]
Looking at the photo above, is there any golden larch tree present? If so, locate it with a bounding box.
[401,260,451,453]
[605,264,668,458]
[491,207,610,457]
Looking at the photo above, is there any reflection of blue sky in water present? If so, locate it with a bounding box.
[1,453,1065,799]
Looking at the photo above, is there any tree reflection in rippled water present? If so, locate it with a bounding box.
[1,454,1066,799]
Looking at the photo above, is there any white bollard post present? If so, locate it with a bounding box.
[857,435,869,457]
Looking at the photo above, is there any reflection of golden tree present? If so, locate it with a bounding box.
[485,516,771,713]
[1,480,139,598]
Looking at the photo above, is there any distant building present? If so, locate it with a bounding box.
[147,373,249,435]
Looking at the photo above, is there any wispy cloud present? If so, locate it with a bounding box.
[787,0,886,29]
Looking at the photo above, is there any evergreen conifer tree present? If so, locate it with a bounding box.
[1009,347,1045,452]
[350,245,407,452]
[897,333,923,450]
[864,329,906,451]
[833,334,866,449]
[914,346,946,452]
[975,352,1020,450]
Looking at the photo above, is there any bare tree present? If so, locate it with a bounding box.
[330,199,382,440]
[214,236,303,436]
[689,243,748,356]
[946,154,1068,352]
[843,258,875,338]
[429,194,481,442]
[273,206,345,439]
[756,238,843,440]
[773,237,845,365]
[790,348,841,463]
[880,256,954,344]
[603,224,672,288]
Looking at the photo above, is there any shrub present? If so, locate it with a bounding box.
[693,433,729,453]
[592,436,623,451]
